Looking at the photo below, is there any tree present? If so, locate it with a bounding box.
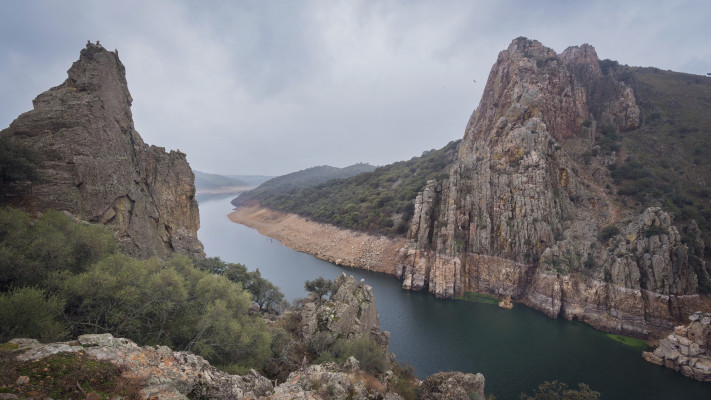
[304,277,333,300]
[520,381,600,400]
[0,135,42,197]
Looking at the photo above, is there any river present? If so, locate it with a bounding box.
[198,194,711,399]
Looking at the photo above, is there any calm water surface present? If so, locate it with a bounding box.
[198,195,711,399]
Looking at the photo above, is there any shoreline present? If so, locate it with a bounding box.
[228,205,408,276]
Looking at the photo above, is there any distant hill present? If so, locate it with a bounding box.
[193,170,250,190]
[225,175,273,187]
[233,144,459,235]
[233,163,377,206]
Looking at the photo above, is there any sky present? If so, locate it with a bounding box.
[1,1,710,176]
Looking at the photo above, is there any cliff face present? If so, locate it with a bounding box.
[400,38,707,337]
[1,43,203,259]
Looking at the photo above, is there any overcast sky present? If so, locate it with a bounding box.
[1,0,709,176]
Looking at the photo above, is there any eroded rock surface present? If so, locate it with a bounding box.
[301,274,391,355]
[10,334,273,399]
[0,43,203,259]
[399,37,708,337]
[643,312,711,382]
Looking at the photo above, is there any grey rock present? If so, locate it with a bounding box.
[420,371,486,400]
[0,42,203,259]
[397,37,706,337]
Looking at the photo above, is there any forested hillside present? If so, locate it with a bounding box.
[238,140,459,235]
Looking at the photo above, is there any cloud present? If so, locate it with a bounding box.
[1,0,709,175]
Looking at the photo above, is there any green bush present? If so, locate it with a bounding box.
[599,225,620,242]
[0,287,67,342]
[331,335,387,375]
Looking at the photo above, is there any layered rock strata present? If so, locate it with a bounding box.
[0,43,203,259]
[399,37,708,337]
[643,312,711,382]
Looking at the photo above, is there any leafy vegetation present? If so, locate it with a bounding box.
[0,135,42,199]
[520,381,600,400]
[304,277,334,300]
[0,207,279,371]
[242,140,460,236]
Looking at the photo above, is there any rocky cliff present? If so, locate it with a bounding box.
[0,43,203,259]
[400,37,709,337]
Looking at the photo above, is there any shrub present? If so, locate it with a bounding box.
[0,287,67,342]
[644,225,667,237]
[331,335,387,375]
[599,225,620,241]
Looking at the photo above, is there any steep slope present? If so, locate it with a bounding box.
[0,42,203,259]
[400,37,709,337]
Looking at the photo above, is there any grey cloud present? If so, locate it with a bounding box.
[1,0,709,176]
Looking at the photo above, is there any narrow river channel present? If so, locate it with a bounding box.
[197,194,711,399]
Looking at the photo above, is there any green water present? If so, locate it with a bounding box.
[199,195,711,399]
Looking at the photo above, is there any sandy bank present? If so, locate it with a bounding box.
[228,205,408,275]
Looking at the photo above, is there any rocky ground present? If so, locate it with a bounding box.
[643,311,711,382]
[1,275,487,399]
[229,205,408,276]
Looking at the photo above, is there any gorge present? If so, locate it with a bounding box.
[234,38,711,342]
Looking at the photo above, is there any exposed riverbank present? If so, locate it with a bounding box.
[228,205,407,275]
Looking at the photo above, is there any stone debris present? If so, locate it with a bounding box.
[643,311,711,382]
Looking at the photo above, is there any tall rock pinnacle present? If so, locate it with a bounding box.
[400,37,705,337]
[1,42,204,259]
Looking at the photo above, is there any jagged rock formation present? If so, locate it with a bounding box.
[0,43,203,259]
[400,37,708,337]
[643,312,711,382]
[300,274,391,355]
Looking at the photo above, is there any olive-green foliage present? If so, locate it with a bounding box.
[318,335,387,375]
[0,208,118,291]
[304,277,334,300]
[195,257,285,311]
[249,140,460,235]
[520,381,600,400]
[0,135,42,195]
[0,207,272,370]
[598,225,620,242]
[61,254,271,368]
[0,287,67,342]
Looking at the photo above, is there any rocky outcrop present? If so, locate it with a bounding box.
[399,37,708,337]
[10,334,273,399]
[420,371,485,400]
[301,274,391,355]
[0,43,203,259]
[643,312,711,382]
